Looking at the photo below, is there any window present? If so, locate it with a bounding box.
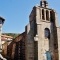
[50,10,55,22]
[46,10,49,20]
[44,28,50,39]
[42,9,45,20]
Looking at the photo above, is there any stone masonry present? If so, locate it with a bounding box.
[25,0,60,60]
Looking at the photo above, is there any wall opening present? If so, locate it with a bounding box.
[46,51,52,60]
[42,9,45,20]
[44,28,50,39]
[46,10,49,21]
[50,10,55,23]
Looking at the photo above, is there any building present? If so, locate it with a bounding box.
[6,0,60,60]
[1,35,13,58]
[25,0,59,60]
[7,32,26,60]
[2,35,13,45]
[0,17,5,53]
[0,17,7,60]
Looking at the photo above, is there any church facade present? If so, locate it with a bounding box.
[25,0,60,60]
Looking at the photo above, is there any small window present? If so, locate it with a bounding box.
[50,10,55,22]
[42,9,45,20]
[46,10,49,20]
[44,28,50,39]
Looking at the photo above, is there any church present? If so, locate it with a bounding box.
[25,0,60,60]
[6,0,60,60]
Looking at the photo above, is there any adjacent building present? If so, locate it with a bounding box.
[7,32,26,60]
[1,35,13,58]
[2,35,13,45]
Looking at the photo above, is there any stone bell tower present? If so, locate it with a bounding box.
[26,0,59,60]
[33,0,58,60]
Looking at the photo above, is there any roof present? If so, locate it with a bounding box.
[1,35,13,41]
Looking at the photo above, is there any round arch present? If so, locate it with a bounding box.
[44,28,50,39]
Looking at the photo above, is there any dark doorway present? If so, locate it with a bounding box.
[46,51,52,60]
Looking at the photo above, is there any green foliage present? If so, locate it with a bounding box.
[2,33,20,38]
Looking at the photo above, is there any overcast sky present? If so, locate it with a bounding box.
[0,0,60,33]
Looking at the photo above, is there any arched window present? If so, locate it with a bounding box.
[44,28,50,39]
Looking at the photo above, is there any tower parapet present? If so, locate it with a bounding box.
[40,0,48,8]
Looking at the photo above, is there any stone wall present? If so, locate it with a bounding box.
[57,27,60,60]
